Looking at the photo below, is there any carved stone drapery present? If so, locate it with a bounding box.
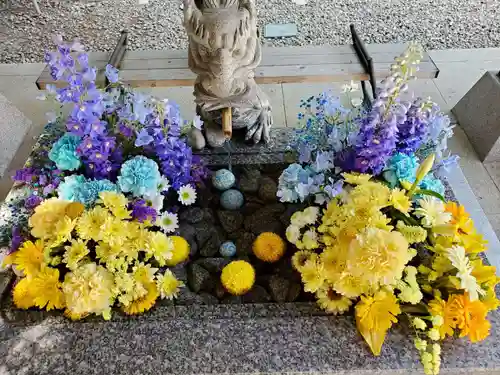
[183,0,273,148]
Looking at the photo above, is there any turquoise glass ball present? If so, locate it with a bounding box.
[220,241,237,257]
[220,189,244,210]
[212,169,235,191]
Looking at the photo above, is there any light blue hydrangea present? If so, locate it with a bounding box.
[57,175,87,200]
[57,174,117,206]
[118,156,161,197]
[383,152,419,187]
[277,164,324,203]
[48,132,82,171]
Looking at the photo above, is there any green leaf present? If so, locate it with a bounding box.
[417,189,446,202]
[389,208,420,227]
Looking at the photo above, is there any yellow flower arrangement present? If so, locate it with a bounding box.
[285,168,499,374]
[221,260,255,295]
[253,232,286,262]
[7,192,191,321]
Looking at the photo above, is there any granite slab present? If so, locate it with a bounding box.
[1,126,500,375]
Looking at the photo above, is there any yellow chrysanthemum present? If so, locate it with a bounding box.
[292,250,317,272]
[31,267,65,311]
[99,191,131,220]
[63,239,89,270]
[76,206,110,241]
[100,215,129,248]
[316,286,352,315]
[355,289,401,356]
[481,288,500,312]
[156,270,184,299]
[347,228,411,287]
[133,262,158,284]
[300,257,326,293]
[390,188,412,214]
[471,259,499,289]
[12,277,36,309]
[342,172,372,185]
[396,221,428,244]
[122,280,159,315]
[333,272,369,298]
[11,239,45,277]
[445,202,474,233]
[347,182,391,209]
[253,232,286,262]
[165,236,190,266]
[220,260,255,295]
[428,296,458,339]
[62,263,115,319]
[460,231,488,254]
[146,232,174,266]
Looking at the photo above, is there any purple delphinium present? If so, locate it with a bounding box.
[396,99,430,154]
[129,199,157,223]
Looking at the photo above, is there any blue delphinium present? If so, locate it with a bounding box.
[57,174,117,206]
[383,153,419,187]
[118,156,161,197]
[48,132,82,171]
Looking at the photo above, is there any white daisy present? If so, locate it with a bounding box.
[178,184,197,205]
[158,211,179,233]
[414,196,452,228]
[158,176,171,193]
[145,192,165,213]
[446,245,484,301]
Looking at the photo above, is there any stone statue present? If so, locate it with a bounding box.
[183,0,273,148]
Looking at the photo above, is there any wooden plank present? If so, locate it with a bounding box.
[36,44,439,89]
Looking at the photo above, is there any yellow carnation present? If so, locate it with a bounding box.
[347,228,411,288]
[62,263,115,319]
[355,289,401,356]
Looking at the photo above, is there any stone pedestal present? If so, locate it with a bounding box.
[452,71,500,163]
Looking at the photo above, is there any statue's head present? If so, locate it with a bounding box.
[183,0,259,97]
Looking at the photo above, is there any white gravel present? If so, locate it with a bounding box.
[0,0,499,63]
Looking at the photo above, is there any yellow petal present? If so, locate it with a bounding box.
[415,154,436,183]
[357,324,388,356]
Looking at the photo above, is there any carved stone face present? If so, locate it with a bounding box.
[184,0,258,98]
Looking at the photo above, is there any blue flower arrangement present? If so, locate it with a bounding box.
[117,156,161,197]
[48,133,81,171]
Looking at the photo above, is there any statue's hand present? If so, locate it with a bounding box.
[245,105,272,144]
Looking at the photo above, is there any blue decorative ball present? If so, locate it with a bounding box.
[212,169,236,191]
[220,189,244,210]
[220,241,237,257]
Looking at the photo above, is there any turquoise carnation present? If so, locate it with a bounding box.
[49,133,82,171]
[383,153,419,187]
[419,175,445,197]
[117,156,161,197]
[57,175,117,206]
[57,175,87,201]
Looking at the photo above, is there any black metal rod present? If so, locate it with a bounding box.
[105,30,128,87]
[350,24,377,102]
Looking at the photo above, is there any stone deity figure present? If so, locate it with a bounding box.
[183,0,273,148]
